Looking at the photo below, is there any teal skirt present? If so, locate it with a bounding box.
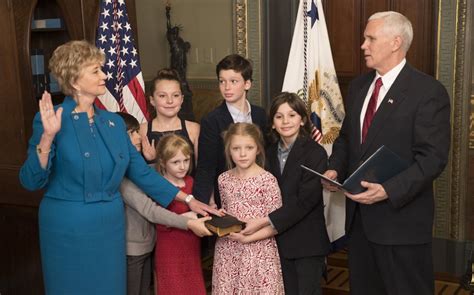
[39,196,126,295]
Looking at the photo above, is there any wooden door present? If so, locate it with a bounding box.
[323,0,435,97]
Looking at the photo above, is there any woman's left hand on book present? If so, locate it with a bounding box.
[189,199,224,217]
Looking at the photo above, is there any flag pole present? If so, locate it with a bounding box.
[303,0,308,105]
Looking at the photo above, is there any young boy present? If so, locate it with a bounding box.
[192,54,267,207]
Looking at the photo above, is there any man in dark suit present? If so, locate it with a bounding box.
[323,11,450,295]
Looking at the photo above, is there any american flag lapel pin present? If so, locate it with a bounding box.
[109,120,115,127]
[388,98,394,104]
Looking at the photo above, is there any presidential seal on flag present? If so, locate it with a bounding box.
[307,69,345,145]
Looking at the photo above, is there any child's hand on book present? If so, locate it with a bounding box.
[228,232,251,244]
[181,211,198,219]
[187,216,213,237]
[240,217,269,235]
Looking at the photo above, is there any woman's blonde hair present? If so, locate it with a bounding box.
[155,134,193,175]
[49,40,105,96]
[223,122,265,170]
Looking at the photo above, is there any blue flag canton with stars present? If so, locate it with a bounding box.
[96,0,141,102]
[307,0,319,28]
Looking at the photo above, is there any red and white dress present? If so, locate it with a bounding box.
[212,170,284,294]
[155,175,206,295]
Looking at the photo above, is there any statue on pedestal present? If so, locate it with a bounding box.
[165,4,194,121]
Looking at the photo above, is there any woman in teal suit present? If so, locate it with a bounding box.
[19,40,217,295]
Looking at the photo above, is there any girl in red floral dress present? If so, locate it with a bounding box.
[154,134,206,295]
[212,123,284,294]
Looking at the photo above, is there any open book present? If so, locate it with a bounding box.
[301,145,409,194]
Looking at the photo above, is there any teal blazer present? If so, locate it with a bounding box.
[20,96,178,205]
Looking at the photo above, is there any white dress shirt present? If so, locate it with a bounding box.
[226,99,252,123]
[359,58,407,142]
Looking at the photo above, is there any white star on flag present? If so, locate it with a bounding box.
[123,35,130,44]
[106,59,115,68]
[110,34,117,43]
[100,22,108,31]
[107,46,116,56]
[101,9,110,18]
[99,34,107,44]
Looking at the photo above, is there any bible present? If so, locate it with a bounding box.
[204,214,245,237]
[302,145,409,194]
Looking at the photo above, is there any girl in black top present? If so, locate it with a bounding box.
[140,68,199,164]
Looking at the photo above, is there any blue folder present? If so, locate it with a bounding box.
[301,145,410,194]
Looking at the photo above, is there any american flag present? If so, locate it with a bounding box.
[95,0,149,123]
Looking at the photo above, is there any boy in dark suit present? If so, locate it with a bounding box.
[193,54,267,207]
[323,11,450,295]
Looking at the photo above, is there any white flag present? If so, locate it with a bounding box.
[282,0,346,244]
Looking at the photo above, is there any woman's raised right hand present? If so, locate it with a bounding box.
[39,91,62,137]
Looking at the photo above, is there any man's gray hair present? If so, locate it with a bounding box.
[369,11,413,52]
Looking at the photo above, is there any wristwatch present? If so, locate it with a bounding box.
[36,145,51,154]
[184,194,195,204]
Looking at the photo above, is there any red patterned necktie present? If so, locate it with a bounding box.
[362,77,383,143]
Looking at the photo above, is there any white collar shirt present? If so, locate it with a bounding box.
[359,58,407,141]
[226,100,252,123]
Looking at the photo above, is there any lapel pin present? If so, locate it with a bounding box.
[388,98,394,104]
[109,120,115,127]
